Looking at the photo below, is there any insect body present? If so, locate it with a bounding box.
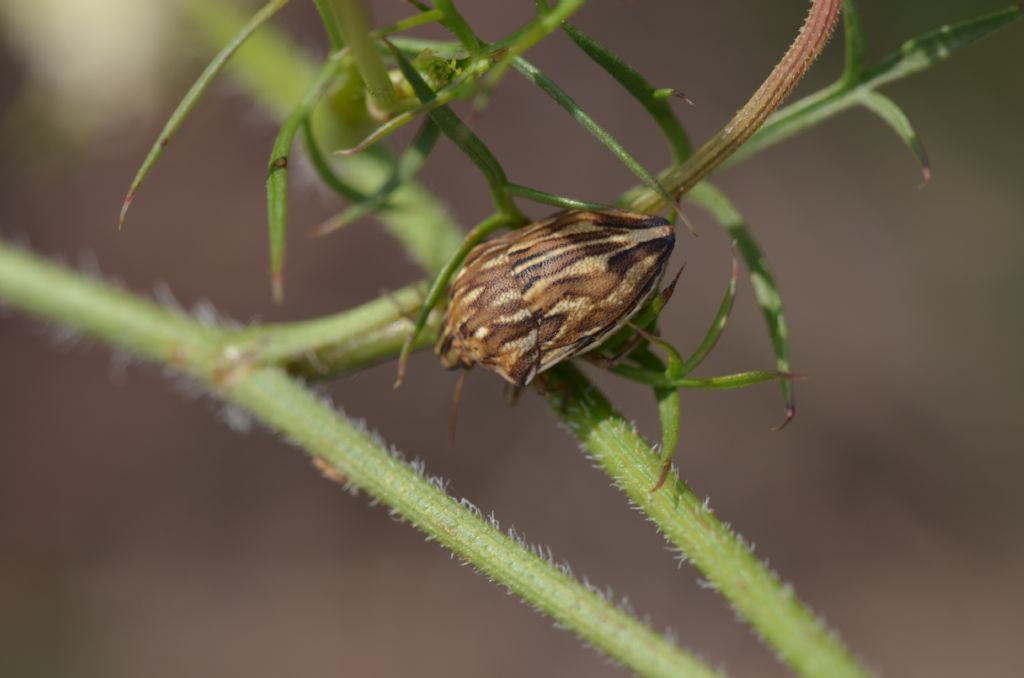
[436,210,675,386]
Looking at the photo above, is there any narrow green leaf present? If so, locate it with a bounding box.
[301,118,369,203]
[631,341,684,473]
[562,22,693,164]
[404,0,432,12]
[867,4,1024,87]
[266,52,347,302]
[394,212,517,387]
[681,253,738,376]
[314,118,441,236]
[476,0,586,106]
[858,91,932,185]
[511,57,679,216]
[377,9,445,37]
[120,0,290,229]
[188,3,462,277]
[387,42,521,217]
[335,0,398,112]
[724,6,1022,172]
[841,0,866,84]
[505,184,613,211]
[613,365,796,391]
[312,0,344,50]
[436,0,484,54]
[687,183,795,429]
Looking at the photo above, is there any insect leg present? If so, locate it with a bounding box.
[448,369,468,447]
[534,371,572,413]
[504,382,523,407]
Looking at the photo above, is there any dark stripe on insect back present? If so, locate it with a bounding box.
[507,229,621,268]
[604,236,674,277]
[592,216,670,230]
[516,240,626,291]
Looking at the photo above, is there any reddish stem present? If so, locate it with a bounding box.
[631,0,842,213]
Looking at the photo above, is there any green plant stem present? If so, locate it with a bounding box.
[312,0,344,50]
[0,240,720,678]
[542,365,872,678]
[332,0,397,112]
[226,282,437,377]
[436,0,483,54]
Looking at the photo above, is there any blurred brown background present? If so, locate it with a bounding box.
[2,1,1022,676]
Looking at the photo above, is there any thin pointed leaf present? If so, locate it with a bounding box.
[266,52,347,302]
[120,0,290,229]
[315,118,441,236]
[686,183,795,425]
[867,4,1024,86]
[681,253,738,375]
[188,2,463,276]
[841,0,866,83]
[631,343,683,468]
[395,212,516,387]
[505,184,613,211]
[301,118,368,203]
[378,10,445,37]
[612,365,795,391]
[476,0,586,107]
[511,57,679,216]
[387,42,520,217]
[858,91,932,185]
[562,22,692,164]
[728,5,1022,168]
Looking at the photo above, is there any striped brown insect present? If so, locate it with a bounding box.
[436,209,675,387]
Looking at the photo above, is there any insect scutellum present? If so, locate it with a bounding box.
[436,209,675,387]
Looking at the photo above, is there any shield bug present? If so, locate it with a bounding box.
[436,209,675,386]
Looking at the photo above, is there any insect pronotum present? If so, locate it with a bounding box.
[436,209,675,386]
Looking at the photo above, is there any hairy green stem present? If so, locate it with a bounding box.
[542,365,872,678]
[0,240,720,678]
[227,283,428,364]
